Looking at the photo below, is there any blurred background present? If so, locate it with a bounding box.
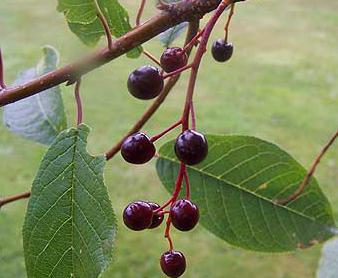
[0,0,337,277]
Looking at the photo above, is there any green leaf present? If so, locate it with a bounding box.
[57,0,142,58]
[23,124,116,278]
[317,237,338,278]
[3,46,67,145]
[157,135,336,252]
[159,22,189,48]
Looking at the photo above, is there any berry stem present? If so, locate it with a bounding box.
[162,64,193,79]
[136,0,147,26]
[224,3,235,42]
[143,50,162,67]
[150,120,182,142]
[93,0,113,51]
[276,129,338,205]
[74,79,83,126]
[182,0,231,130]
[190,100,196,130]
[0,48,6,89]
[183,28,205,52]
[0,191,31,208]
[154,198,174,213]
[165,216,174,250]
[183,168,191,199]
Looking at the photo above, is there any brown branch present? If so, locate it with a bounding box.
[0,0,244,107]
[105,20,200,160]
[0,191,31,208]
[276,129,338,205]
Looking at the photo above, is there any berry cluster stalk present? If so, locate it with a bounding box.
[157,0,234,250]
[0,48,5,89]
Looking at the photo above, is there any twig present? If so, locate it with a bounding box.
[136,0,147,26]
[74,79,83,126]
[93,0,113,50]
[276,130,338,205]
[0,191,31,208]
[0,0,229,107]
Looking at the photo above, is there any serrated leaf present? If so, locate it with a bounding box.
[3,46,67,145]
[23,124,116,278]
[57,0,142,58]
[317,237,338,278]
[157,135,336,252]
[159,22,189,48]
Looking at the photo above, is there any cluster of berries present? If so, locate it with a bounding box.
[120,40,233,277]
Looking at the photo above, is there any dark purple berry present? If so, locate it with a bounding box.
[170,199,199,231]
[174,130,208,165]
[160,47,188,73]
[123,201,153,231]
[148,202,164,229]
[121,132,155,164]
[160,250,186,278]
[211,39,234,62]
[127,65,164,100]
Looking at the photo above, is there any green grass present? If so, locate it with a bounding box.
[0,0,337,277]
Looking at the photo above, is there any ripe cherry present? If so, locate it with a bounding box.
[211,39,234,62]
[121,132,156,164]
[174,130,208,165]
[127,65,164,100]
[170,199,199,231]
[148,202,164,229]
[160,47,188,73]
[123,201,153,231]
[160,250,186,278]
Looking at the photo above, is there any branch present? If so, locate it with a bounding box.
[0,191,31,208]
[0,0,245,107]
[105,20,200,160]
[276,129,338,205]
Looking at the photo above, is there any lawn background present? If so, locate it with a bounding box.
[0,0,337,277]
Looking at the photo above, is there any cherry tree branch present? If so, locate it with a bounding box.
[0,0,245,107]
[276,130,338,205]
[0,191,31,208]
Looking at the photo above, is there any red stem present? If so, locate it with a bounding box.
[164,216,174,250]
[183,168,191,199]
[0,48,6,89]
[163,64,193,79]
[190,101,196,130]
[181,0,230,130]
[150,120,182,142]
[183,28,205,51]
[74,79,83,126]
